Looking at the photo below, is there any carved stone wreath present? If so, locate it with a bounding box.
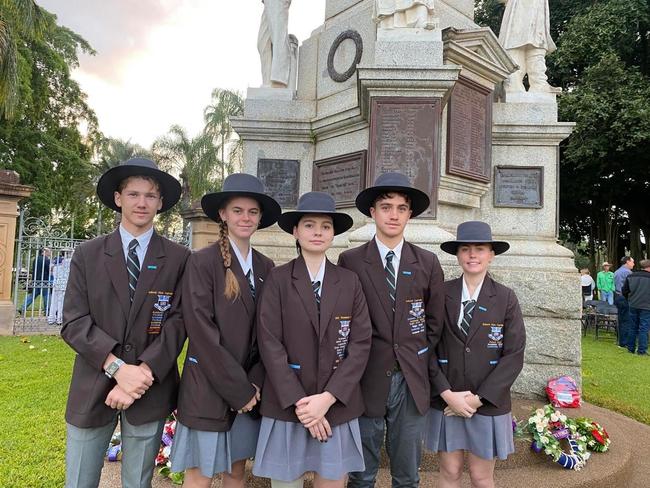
[327,30,363,83]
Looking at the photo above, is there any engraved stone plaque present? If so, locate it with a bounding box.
[368,98,441,218]
[446,77,492,182]
[313,151,367,208]
[257,159,300,207]
[494,166,544,208]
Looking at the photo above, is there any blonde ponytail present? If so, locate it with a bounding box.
[218,221,241,300]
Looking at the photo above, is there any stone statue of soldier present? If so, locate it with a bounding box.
[375,0,436,30]
[498,0,557,93]
[258,0,292,88]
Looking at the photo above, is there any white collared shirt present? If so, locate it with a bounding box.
[457,275,485,330]
[119,224,153,265]
[375,235,404,284]
[307,257,327,298]
[229,237,254,289]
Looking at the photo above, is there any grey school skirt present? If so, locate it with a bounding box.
[424,408,514,460]
[252,417,365,481]
[170,413,260,478]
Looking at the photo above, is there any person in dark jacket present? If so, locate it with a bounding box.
[254,192,372,488]
[170,174,281,488]
[61,158,189,488]
[622,259,650,356]
[425,221,526,488]
[20,247,51,313]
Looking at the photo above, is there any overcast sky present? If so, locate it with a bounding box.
[38,1,325,147]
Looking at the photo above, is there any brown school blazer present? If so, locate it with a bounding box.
[338,240,445,417]
[176,243,274,432]
[62,229,190,428]
[430,275,526,416]
[257,256,372,426]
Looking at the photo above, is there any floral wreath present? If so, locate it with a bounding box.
[526,404,590,470]
[574,417,610,453]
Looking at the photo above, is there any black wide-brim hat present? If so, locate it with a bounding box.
[278,191,353,236]
[97,157,182,213]
[440,221,510,255]
[201,173,281,229]
[355,172,430,218]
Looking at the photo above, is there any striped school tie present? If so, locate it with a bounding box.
[246,269,255,300]
[312,280,321,312]
[461,299,476,336]
[385,250,396,313]
[127,239,140,302]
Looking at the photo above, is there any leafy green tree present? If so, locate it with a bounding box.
[152,125,218,211]
[0,5,100,237]
[203,88,244,184]
[0,0,47,118]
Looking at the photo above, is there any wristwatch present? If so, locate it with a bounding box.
[104,358,125,379]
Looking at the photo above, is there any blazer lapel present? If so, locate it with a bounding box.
[445,277,465,342]
[466,276,497,343]
[292,256,319,336]
[252,249,269,295]
[318,260,341,343]
[128,232,164,326]
[104,230,130,323]
[364,240,394,325]
[230,244,254,317]
[394,242,417,330]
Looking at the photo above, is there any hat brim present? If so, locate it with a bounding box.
[201,191,282,229]
[355,185,430,217]
[440,240,510,256]
[278,211,353,236]
[97,165,181,213]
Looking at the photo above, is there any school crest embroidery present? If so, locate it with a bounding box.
[338,319,351,338]
[153,294,172,312]
[487,325,504,348]
[409,301,424,319]
[334,316,352,366]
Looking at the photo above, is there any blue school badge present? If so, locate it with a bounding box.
[487,325,504,348]
[147,291,173,335]
[153,294,172,312]
[338,319,351,338]
[407,299,426,335]
[334,316,352,365]
[409,300,424,319]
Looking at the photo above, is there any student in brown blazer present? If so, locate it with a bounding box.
[61,158,190,488]
[253,192,372,488]
[425,221,526,488]
[339,172,445,488]
[169,174,281,488]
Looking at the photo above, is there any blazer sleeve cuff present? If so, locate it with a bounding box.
[247,363,265,389]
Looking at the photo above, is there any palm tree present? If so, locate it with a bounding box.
[96,137,152,175]
[203,88,244,184]
[0,0,47,119]
[152,125,218,210]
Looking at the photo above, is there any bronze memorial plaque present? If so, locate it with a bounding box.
[446,77,492,182]
[494,166,544,208]
[313,151,367,208]
[368,98,441,218]
[257,159,300,207]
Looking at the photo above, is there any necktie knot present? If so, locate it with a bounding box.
[128,239,138,253]
[386,250,395,264]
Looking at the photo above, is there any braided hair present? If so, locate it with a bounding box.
[218,220,241,300]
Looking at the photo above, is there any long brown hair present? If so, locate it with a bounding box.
[218,220,241,300]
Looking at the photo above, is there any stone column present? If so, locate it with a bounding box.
[0,171,34,335]
[180,205,219,251]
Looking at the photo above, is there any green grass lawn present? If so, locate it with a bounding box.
[0,333,648,487]
[581,331,650,425]
[0,335,72,487]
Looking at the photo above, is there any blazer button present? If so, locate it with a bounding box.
[465,347,471,353]
[386,370,392,377]
[124,344,133,352]
[393,343,399,350]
